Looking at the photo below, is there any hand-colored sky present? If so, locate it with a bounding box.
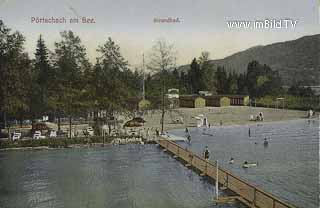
[0,0,319,68]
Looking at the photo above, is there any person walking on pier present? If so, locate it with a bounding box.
[203,146,210,160]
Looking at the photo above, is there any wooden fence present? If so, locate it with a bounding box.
[157,138,296,208]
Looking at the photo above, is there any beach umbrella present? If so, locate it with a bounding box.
[44,122,58,130]
[123,120,143,127]
[33,122,49,130]
[132,117,146,123]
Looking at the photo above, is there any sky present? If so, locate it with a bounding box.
[0,0,319,68]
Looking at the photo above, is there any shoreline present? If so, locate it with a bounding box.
[1,118,317,152]
[143,106,317,131]
[0,143,114,152]
[1,106,317,152]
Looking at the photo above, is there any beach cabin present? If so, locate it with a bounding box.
[205,95,230,107]
[179,95,206,108]
[138,99,151,111]
[126,98,151,111]
[227,95,250,106]
[166,88,180,109]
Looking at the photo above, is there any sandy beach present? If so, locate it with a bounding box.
[142,106,315,131]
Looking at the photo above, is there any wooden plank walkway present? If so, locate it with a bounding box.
[156,138,296,208]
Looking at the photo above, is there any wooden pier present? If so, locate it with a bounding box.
[156,138,296,208]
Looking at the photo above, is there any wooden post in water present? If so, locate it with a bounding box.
[103,129,105,146]
[215,160,219,200]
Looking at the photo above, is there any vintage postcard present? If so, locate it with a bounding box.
[0,1,319,208]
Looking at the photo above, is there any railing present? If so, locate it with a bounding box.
[157,138,296,208]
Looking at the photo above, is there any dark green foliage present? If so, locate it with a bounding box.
[214,66,228,94]
[51,31,91,117]
[288,85,315,97]
[0,20,32,128]
[257,95,319,111]
[92,38,131,113]
[189,58,201,93]
[246,61,283,98]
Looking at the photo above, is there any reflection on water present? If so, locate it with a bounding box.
[170,119,319,208]
[0,144,244,208]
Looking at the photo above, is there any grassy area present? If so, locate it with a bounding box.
[256,96,320,111]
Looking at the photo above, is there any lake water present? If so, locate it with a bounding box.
[169,119,319,208]
[0,145,244,208]
[0,119,318,208]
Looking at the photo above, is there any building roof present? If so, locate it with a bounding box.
[180,95,204,101]
[206,94,249,99]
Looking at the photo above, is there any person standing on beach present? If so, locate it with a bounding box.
[248,127,251,137]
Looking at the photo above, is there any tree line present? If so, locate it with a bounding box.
[0,20,316,132]
[0,21,141,132]
[146,53,287,98]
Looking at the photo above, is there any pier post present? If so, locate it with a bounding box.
[253,189,257,207]
[205,161,207,175]
[215,160,219,200]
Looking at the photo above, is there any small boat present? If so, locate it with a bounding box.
[202,133,214,136]
[242,162,258,168]
[229,159,234,164]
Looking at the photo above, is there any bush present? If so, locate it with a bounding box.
[256,95,320,111]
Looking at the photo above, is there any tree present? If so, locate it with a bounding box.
[288,85,314,97]
[0,20,32,137]
[198,51,215,93]
[237,73,248,94]
[28,35,53,128]
[227,72,238,94]
[147,39,176,133]
[51,31,91,137]
[214,66,228,94]
[246,61,282,98]
[92,37,130,134]
[189,58,201,93]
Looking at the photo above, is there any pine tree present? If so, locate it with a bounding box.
[198,51,215,93]
[30,35,52,123]
[189,58,201,93]
[0,20,32,136]
[93,37,130,133]
[52,31,91,137]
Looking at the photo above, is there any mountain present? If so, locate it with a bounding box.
[178,34,320,85]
